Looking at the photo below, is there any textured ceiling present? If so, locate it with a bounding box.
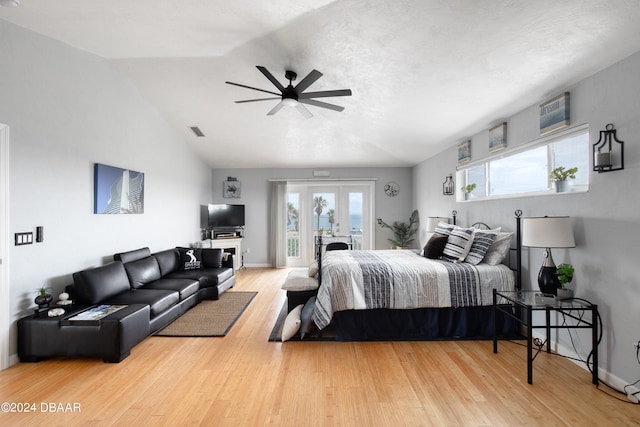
[2,0,640,168]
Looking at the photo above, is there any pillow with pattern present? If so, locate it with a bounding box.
[442,226,475,262]
[465,229,500,265]
[178,248,202,270]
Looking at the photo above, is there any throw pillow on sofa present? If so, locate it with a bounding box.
[201,248,223,268]
[178,248,202,270]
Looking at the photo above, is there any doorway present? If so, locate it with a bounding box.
[0,124,9,370]
[286,181,374,267]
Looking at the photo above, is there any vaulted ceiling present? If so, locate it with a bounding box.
[2,0,640,168]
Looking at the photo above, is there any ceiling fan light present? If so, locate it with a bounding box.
[0,0,20,7]
[282,98,299,107]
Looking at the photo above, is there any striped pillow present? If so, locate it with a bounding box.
[434,221,455,236]
[465,230,499,265]
[442,227,475,262]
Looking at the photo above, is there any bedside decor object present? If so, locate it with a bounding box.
[442,175,454,195]
[540,92,570,135]
[556,263,575,300]
[521,216,575,295]
[489,123,507,152]
[34,286,52,309]
[550,166,578,192]
[223,180,241,198]
[384,182,399,197]
[593,123,624,173]
[457,140,471,165]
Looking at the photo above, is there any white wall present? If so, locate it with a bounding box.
[0,21,212,360]
[211,167,413,266]
[414,50,640,388]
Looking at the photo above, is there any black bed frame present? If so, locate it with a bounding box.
[317,210,523,341]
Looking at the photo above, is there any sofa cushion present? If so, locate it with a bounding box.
[178,248,202,270]
[142,278,200,300]
[72,261,131,305]
[104,289,179,317]
[165,267,233,288]
[153,249,180,276]
[123,256,162,289]
[201,248,223,268]
[114,247,151,264]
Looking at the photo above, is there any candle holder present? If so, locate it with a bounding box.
[593,123,624,173]
[442,174,454,196]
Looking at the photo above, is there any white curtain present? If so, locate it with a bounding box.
[269,181,287,268]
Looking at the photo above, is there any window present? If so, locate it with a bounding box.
[457,126,589,200]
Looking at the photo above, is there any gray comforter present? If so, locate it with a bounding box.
[313,250,515,330]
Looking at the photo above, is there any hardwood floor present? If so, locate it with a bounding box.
[1,268,638,426]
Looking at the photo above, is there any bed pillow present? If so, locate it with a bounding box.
[308,261,319,277]
[299,296,318,339]
[442,227,475,262]
[482,232,514,265]
[434,221,455,237]
[281,304,303,342]
[465,229,499,265]
[423,234,448,259]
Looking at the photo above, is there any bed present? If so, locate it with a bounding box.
[311,212,522,340]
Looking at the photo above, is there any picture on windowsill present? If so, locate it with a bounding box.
[223,180,241,198]
[489,122,507,152]
[457,140,471,165]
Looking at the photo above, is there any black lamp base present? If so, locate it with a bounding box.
[538,266,560,295]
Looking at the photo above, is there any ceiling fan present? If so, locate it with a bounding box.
[225,66,352,118]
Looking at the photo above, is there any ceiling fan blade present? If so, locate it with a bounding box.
[225,81,281,96]
[299,98,345,112]
[294,69,323,93]
[267,101,286,116]
[256,66,286,92]
[296,103,313,118]
[235,97,281,103]
[299,89,352,99]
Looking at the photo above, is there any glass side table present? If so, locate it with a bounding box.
[493,289,598,385]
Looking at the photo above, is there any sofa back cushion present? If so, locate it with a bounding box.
[123,256,162,289]
[72,261,131,305]
[153,249,180,276]
[201,248,223,268]
[114,247,151,263]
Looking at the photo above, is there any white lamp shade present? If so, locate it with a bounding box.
[521,216,575,248]
[426,217,449,232]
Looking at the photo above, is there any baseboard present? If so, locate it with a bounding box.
[244,263,272,268]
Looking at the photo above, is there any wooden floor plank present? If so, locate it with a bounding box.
[1,267,638,426]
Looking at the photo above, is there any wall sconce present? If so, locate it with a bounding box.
[593,123,624,173]
[442,174,454,196]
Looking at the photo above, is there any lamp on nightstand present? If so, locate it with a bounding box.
[521,216,575,295]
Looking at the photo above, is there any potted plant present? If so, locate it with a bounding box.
[550,166,578,193]
[556,263,574,300]
[461,183,476,200]
[377,209,419,249]
[34,286,53,308]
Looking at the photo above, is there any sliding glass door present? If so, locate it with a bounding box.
[286,181,373,267]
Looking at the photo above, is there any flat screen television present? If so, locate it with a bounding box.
[206,204,245,228]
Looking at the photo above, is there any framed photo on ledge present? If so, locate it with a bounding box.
[223,180,241,198]
[489,122,507,152]
[457,140,471,165]
[540,92,570,135]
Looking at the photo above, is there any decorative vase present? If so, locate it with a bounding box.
[556,288,574,300]
[34,294,53,308]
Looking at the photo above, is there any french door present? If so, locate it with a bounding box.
[286,181,374,267]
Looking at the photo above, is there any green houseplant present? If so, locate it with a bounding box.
[34,286,53,308]
[377,209,419,249]
[556,263,575,300]
[550,166,578,192]
[461,183,476,200]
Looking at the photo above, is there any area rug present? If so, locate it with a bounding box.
[268,301,335,342]
[155,291,257,337]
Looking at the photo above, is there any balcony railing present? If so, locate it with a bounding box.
[287,229,362,258]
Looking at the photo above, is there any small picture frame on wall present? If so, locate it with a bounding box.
[489,122,507,152]
[457,140,471,165]
[223,180,241,198]
[540,92,570,135]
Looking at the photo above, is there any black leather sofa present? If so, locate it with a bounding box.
[20,247,235,363]
[70,246,236,334]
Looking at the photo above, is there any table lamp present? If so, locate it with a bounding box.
[521,216,575,295]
